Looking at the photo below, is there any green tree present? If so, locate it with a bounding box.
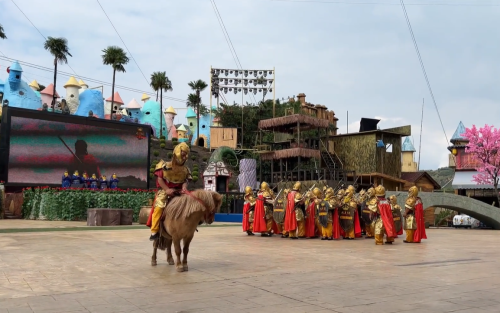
[44,37,72,109]
[102,46,129,119]
[187,93,209,115]
[157,72,172,137]
[150,72,161,102]
[187,80,208,146]
[0,24,6,39]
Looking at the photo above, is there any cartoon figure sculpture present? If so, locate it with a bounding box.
[71,170,82,188]
[109,173,119,189]
[62,171,71,188]
[82,172,89,188]
[99,175,108,190]
[89,174,98,189]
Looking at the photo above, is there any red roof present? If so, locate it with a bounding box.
[105,92,124,104]
[40,83,60,98]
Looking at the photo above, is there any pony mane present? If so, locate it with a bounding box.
[165,189,219,220]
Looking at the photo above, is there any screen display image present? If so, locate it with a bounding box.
[7,116,149,188]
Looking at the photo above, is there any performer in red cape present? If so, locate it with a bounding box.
[147,143,192,241]
[340,186,358,240]
[305,188,322,238]
[284,182,300,239]
[334,189,345,239]
[404,186,427,243]
[242,186,256,235]
[254,182,274,236]
[369,185,395,245]
[354,211,362,238]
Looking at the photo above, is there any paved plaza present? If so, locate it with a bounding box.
[1,221,500,313]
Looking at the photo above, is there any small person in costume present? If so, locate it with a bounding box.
[304,187,321,239]
[368,185,396,245]
[340,186,362,239]
[61,171,71,188]
[109,173,119,189]
[389,195,404,237]
[89,174,98,189]
[253,182,275,237]
[322,187,338,240]
[99,175,108,190]
[403,186,427,243]
[362,187,376,239]
[147,142,192,241]
[284,182,306,239]
[242,186,256,236]
[82,172,89,188]
[70,171,82,188]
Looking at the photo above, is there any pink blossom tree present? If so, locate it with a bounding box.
[462,124,500,207]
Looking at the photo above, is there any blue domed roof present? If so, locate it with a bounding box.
[402,137,416,152]
[10,61,23,72]
[186,107,196,118]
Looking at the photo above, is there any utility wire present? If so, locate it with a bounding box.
[0,55,185,103]
[210,0,259,104]
[96,0,151,89]
[271,0,500,6]
[9,0,80,78]
[400,0,449,144]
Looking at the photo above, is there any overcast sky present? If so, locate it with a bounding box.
[1,0,499,170]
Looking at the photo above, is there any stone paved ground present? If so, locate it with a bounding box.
[1,221,500,313]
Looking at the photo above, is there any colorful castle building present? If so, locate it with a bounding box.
[0,61,41,110]
[164,106,177,140]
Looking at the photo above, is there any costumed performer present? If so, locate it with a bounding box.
[99,175,108,190]
[147,142,192,241]
[81,172,89,188]
[71,170,82,188]
[254,182,275,236]
[109,173,119,189]
[273,187,288,238]
[340,186,361,239]
[389,195,403,237]
[89,174,98,189]
[332,189,345,240]
[320,187,337,240]
[403,186,427,243]
[284,182,306,239]
[62,171,71,188]
[368,185,395,245]
[305,187,322,239]
[242,186,256,236]
[361,187,376,239]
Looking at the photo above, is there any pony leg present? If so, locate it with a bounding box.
[166,238,174,265]
[173,239,184,272]
[182,236,194,272]
[151,239,158,266]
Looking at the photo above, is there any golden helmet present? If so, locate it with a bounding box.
[325,187,334,197]
[112,173,117,179]
[261,182,269,190]
[409,186,419,197]
[64,171,69,177]
[293,181,301,190]
[92,174,97,179]
[375,185,386,197]
[244,186,253,195]
[347,185,355,193]
[359,189,366,196]
[173,142,190,165]
[389,195,397,203]
[366,187,375,197]
[74,170,79,176]
[312,187,322,198]
[337,189,345,197]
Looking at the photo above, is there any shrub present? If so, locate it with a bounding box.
[202,157,208,162]
[167,152,173,158]
[228,182,235,190]
[192,176,199,183]
[172,137,178,142]
[149,168,155,173]
[153,150,159,157]
[160,143,166,149]
[159,135,166,140]
[150,173,154,179]
[191,155,196,161]
[192,171,199,177]
[173,142,178,147]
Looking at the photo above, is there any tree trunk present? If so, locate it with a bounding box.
[111,68,116,120]
[156,90,158,102]
[495,183,500,208]
[52,58,57,110]
[196,90,200,147]
[160,88,163,138]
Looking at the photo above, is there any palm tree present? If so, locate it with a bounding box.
[187,80,208,146]
[186,93,208,115]
[102,46,129,119]
[0,24,6,39]
[150,72,161,102]
[157,72,172,138]
[44,37,72,109]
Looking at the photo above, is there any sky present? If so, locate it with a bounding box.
[0,0,499,170]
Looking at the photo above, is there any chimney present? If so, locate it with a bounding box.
[297,93,306,105]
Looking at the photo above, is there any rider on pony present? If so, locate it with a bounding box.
[147,142,192,241]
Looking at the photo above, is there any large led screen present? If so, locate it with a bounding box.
[7,116,149,188]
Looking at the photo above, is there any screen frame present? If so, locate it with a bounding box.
[0,105,152,189]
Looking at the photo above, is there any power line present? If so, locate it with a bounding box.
[271,0,500,6]
[96,0,151,89]
[0,55,185,103]
[9,0,80,78]
[210,0,259,104]
[399,0,448,144]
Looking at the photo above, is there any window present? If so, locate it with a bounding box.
[386,145,393,153]
[145,111,150,115]
[207,180,213,184]
[202,125,206,129]
[190,122,193,126]
[15,75,20,79]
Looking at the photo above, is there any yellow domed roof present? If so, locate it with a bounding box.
[78,79,88,87]
[141,93,150,101]
[64,76,81,88]
[29,80,40,90]
[165,106,176,115]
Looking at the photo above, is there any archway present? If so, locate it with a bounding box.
[194,134,208,148]
[197,137,205,147]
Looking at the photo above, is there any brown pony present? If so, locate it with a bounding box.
[151,189,223,272]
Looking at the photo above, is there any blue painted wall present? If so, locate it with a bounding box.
[75,89,104,118]
[139,100,167,137]
[0,61,41,110]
